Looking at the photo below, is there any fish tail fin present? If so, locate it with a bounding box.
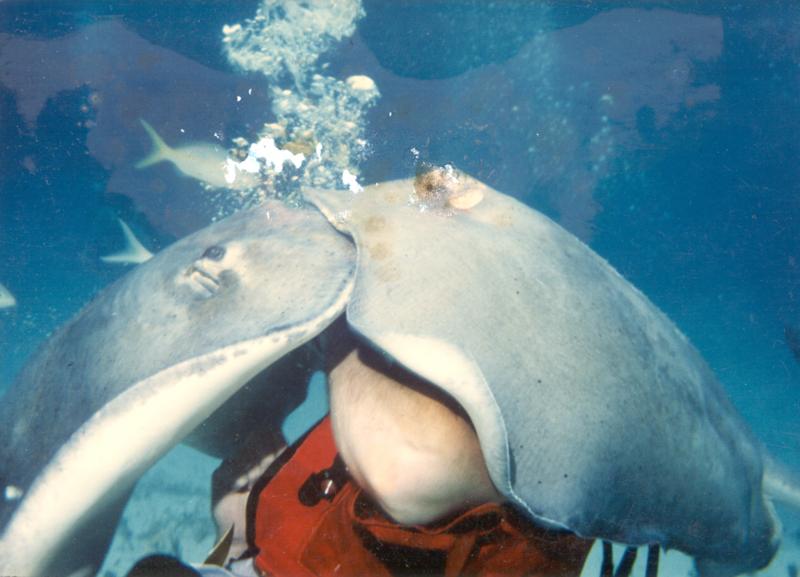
[0,282,16,309]
[763,454,800,509]
[135,119,171,169]
[100,219,154,265]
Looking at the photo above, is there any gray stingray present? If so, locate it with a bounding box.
[303,171,798,576]
[0,202,355,577]
[2,171,798,577]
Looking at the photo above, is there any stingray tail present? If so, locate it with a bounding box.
[135,119,171,169]
[763,454,800,509]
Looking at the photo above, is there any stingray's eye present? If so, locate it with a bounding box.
[202,245,226,261]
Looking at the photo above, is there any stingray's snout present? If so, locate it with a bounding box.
[182,244,235,296]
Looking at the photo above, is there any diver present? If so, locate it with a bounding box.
[126,321,596,577]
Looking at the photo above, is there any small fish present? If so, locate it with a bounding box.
[100,218,154,265]
[136,119,257,190]
[0,283,16,309]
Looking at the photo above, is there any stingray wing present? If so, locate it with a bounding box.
[0,202,355,576]
[306,174,778,575]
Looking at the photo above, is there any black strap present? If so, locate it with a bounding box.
[124,554,201,577]
[600,543,660,577]
[645,544,660,577]
[613,547,637,577]
[298,455,349,506]
[600,541,614,577]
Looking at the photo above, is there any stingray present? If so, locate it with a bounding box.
[0,202,355,576]
[304,169,799,576]
[1,170,798,576]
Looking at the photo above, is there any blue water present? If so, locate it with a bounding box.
[0,1,798,574]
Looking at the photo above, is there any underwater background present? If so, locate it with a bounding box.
[0,1,798,575]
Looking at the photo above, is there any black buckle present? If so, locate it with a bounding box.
[298,456,348,506]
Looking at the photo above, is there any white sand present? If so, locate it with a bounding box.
[99,445,219,577]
